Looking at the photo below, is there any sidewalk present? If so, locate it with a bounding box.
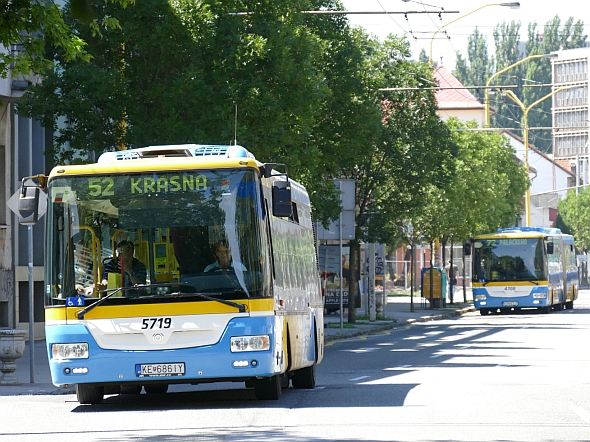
[323,291,474,342]
[1,292,474,397]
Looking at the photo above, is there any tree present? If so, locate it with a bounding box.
[0,0,134,78]
[454,15,587,153]
[558,189,590,252]
[454,28,492,104]
[17,0,390,226]
[338,35,458,322]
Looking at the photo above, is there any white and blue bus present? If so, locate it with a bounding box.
[472,227,578,315]
[21,144,324,404]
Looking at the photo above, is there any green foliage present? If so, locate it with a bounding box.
[558,189,590,251]
[17,0,382,224]
[344,35,457,247]
[454,15,587,153]
[454,28,491,104]
[412,118,529,248]
[0,0,134,78]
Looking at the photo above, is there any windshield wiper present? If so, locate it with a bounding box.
[76,283,247,319]
[158,290,247,312]
[77,282,180,319]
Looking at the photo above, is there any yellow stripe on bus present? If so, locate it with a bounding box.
[48,158,259,178]
[45,298,274,321]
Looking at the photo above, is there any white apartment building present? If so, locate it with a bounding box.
[551,48,590,185]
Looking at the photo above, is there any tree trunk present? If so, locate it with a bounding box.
[348,239,359,323]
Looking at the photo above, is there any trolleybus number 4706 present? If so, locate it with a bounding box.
[136,362,185,377]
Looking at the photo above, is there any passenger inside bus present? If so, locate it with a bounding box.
[98,240,147,294]
[204,240,247,272]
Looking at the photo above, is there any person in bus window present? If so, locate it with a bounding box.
[98,240,147,292]
[204,241,247,272]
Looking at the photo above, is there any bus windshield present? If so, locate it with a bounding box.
[45,168,271,304]
[473,237,548,282]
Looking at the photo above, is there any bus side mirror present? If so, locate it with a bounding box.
[272,180,292,218]
[463,242,471,256]
[547,242,554,255]
[18,185,40,225]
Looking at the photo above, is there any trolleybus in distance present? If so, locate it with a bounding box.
[472,227,578,315]
[19,144,324,404]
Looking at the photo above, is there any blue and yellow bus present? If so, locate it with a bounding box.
[472,227,578,315]
[23,144,324,404]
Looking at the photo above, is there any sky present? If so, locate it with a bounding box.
[340,0,590,70]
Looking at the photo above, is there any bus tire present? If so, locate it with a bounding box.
[292,363,316,389]
[565,300,574,309]
[144,384,168,394]
[541,305,552,314]
[479,309,490,316]
[76,384,104,405]
[254,375,282,400]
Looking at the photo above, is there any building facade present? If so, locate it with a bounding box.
[551,48,590,185]
[1,44,49,338]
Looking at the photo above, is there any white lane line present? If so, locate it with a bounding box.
[350,376,370,381]
[571,405,590,423]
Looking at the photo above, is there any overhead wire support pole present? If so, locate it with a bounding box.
[429,3,520,64]
[484,53,558,127]
[379,84,557,92]
[229,10,460,16]
[498,85,580,226]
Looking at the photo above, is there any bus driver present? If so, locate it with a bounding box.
[98,240,147,292]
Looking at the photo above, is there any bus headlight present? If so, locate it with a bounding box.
[474,294,486,301]
[52,343,89,359]
[230,335,270,352]
[533,293,547,298]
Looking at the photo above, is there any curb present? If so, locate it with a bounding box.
[324,306,475,343]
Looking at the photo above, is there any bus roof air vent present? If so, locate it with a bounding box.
[98,144,255,163]
[497,226,562,235]
[191,145,255,159]
[97,151,142,162]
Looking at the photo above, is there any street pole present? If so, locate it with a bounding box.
[500,87,578,226]
[369,243,376,322]
[27,225,35,383]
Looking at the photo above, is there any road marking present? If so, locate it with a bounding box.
[390,348,418,352]
[338,347,379,353]
[350,376,370,381]
[430,353,442,358]
[571,405,590,423]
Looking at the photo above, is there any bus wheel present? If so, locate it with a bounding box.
[292,363,316,389]
[144,384,168,394]
[254,375,282,400]
[565,300,574,309]
[479,309,490,316]
[540,305,552,314]
[76,384,104,405]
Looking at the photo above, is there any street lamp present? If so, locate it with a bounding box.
[484,53,558,126]
[429,3,520,65]
[498,86,576,226]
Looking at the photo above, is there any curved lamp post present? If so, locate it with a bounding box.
[498,86,576,226]
[429,2,520,65]
[485,53,558,126]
